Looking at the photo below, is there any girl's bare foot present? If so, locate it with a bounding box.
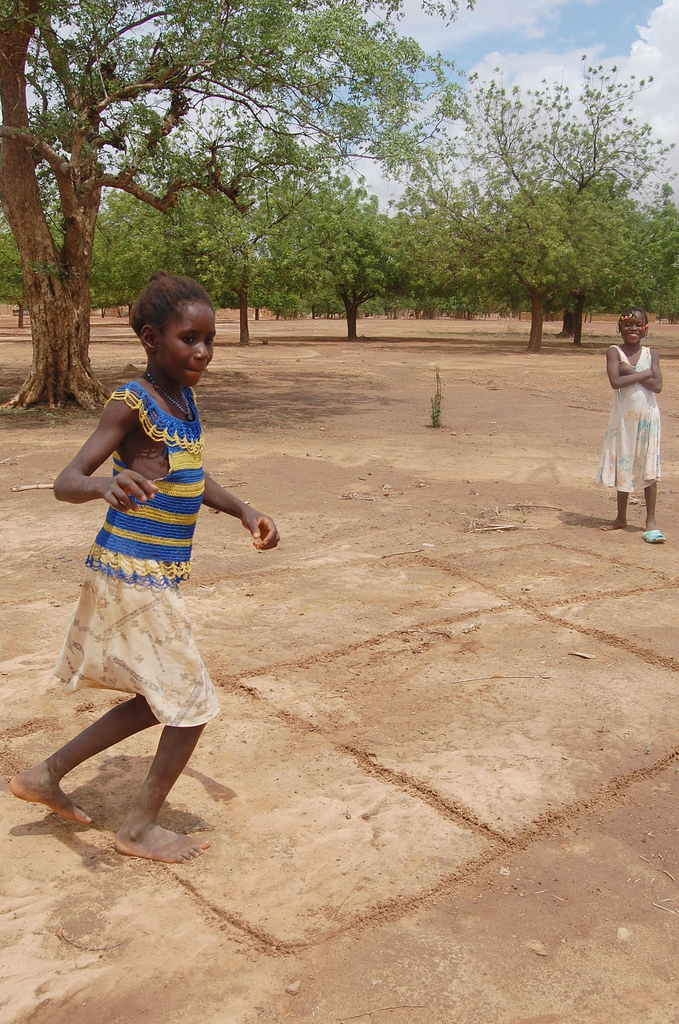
[114,823,210,863]
[10,765,92,824]
[600,519,627,531]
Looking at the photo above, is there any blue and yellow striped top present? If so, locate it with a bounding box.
[86,381,205,589]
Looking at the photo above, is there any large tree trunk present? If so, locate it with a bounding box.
[526,290,545,352]
[3,214,105,407]
[0,12,106,408]
[341,292,359,340]
[238,287,250,345]
[572,291,586,346]
[14,266,101,406]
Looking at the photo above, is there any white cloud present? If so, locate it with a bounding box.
[448,0,598,41]
[396,0,601,50]
[365,2,679,201]
[627,0,679,171]
[470,45,604,89]
[468,1,679,184]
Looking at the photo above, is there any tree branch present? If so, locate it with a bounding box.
[103,9,171,48]
[41,21,81,111]
[0,125,69,176]
[94,172,186,212]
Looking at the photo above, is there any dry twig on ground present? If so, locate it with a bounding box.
[11,483,53,491]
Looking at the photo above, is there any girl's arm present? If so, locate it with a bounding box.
[644,348,663,394]
[202,473,279,550]
[54,401,159,511]
[605,346,654,389]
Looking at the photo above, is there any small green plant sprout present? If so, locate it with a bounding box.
[430,365,443,427]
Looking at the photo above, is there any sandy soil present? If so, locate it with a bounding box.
[2,314,679,1024]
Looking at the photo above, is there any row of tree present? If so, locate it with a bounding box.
[1,0,678,406]
[4,139,678,354]
[85,169,679,351]
[401,64,679,351]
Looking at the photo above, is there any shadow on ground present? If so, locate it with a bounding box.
[1,366,392,430]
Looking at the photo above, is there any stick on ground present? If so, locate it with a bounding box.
[337,1007,427,1021]
[11,483,54,492]
[453,675,546,684]
[380,548,425,558]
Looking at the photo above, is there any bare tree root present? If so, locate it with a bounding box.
[6,370,109,410]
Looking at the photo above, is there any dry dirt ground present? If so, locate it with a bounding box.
[2,314,679,1024]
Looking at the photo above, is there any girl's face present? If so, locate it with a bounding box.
[149,302,215,385]
[619,316,647,346]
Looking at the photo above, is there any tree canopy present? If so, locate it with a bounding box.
[0,0,469,406]
[401,63,673,349]
[3,22,679,370]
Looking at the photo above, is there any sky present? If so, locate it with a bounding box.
[367,0,679,198]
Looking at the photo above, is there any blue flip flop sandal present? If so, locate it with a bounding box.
[642,529,666,544]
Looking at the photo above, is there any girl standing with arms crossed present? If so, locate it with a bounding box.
[598,306,664,541]
[10,271,279,862]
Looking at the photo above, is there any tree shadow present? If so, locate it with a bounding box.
[1,362,391,429]
[185,367,394,430]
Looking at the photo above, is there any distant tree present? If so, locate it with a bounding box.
[293,183,398,339]
[558,189,642,343]
[0,216,24,323]
[170,136,330,344]
[635,189,679,320]
[405,63,671,350]
[388,209,462,316]
[91,193,167,313]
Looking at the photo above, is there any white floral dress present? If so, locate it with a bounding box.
[597,345,661,493]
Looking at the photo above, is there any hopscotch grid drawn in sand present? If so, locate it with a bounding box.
[4,537,679,954]
[136,537,679,946]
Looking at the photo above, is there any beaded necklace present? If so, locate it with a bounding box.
[144,371,191,418]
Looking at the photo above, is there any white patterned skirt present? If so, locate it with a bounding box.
[54,568,219,727]
[597,393,661,492]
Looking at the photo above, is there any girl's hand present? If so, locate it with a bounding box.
[104,471,158,511]
[201,474,279,546]
[242,511,279,550]
[617,361,636,375]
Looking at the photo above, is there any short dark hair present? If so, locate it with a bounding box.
[618,306,648,327]
[130,271,214,337]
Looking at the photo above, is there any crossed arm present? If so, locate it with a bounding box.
[606,346,662,394]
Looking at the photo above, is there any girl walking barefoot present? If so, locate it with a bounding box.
[10,271,279,862]
[597,306,664,542]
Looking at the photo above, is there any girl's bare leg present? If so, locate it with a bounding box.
[114,724,209,863]
[10,695,159,823]
[600,490,629,531]
[644,482,658,531]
